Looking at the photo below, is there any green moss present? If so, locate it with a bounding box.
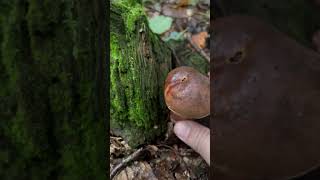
[110,33,127,126]
[0,0,107,179]
[111,16,151,128]
[111,1,172,147]
[124,4,144,32]
[112,0,145,32]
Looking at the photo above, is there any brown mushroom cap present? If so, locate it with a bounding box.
[164,66,210,119]
[212,15,320,179]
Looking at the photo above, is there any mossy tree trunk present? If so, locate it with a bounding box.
[0,0,107,180]
[110,1,172,147]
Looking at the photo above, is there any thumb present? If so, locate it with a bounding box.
[174,121,210,165]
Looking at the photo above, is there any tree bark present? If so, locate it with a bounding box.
[110,1,172,147]
[0,0,107,180]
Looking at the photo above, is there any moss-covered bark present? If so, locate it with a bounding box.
[0,0,107,180]
[110,1,172,147]
[217,0,320,48]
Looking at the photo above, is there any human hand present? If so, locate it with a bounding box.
[172,115,210,165]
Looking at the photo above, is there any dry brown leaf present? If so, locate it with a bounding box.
[114,161,158,180]
[167,0,192,7]
[162,4,189,18]
[110,136,131,158]
[177,0,190,7]
[191,31,208,49]
[146,145,159,157]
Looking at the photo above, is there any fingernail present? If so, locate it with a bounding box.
[174,121,191,141]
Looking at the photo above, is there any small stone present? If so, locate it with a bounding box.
[186,8,193,17]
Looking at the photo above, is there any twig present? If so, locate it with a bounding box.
[169,46,183,67]
[176,24,210,63]
[110,147,144,179]
[157,144,176,150]
[156,144,194,178]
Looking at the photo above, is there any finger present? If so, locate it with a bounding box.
[174,121,210,165]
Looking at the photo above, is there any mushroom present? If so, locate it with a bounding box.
[212,16,320,179]
[164,66,210,119]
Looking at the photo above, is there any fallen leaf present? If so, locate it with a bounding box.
[167,0,199,6]
[163,31,185,41]
[189,0,200,6]
[178,0,191,6]
[162,4,189,18]
[148,15,173,34]
[114,161,158,180]
[153,2,161,12]
[191,31,208,49]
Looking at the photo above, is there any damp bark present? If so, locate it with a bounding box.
[0,1,107,180]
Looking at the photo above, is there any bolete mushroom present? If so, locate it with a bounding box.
[164,66,210,119]
[212,16,320,179]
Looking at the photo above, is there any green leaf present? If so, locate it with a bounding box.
[163,31,185,42]
[190,0,199,5]
[148,15,173,34]
[154,2,161,12]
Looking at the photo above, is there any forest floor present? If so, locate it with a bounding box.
[110,0,210,179]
